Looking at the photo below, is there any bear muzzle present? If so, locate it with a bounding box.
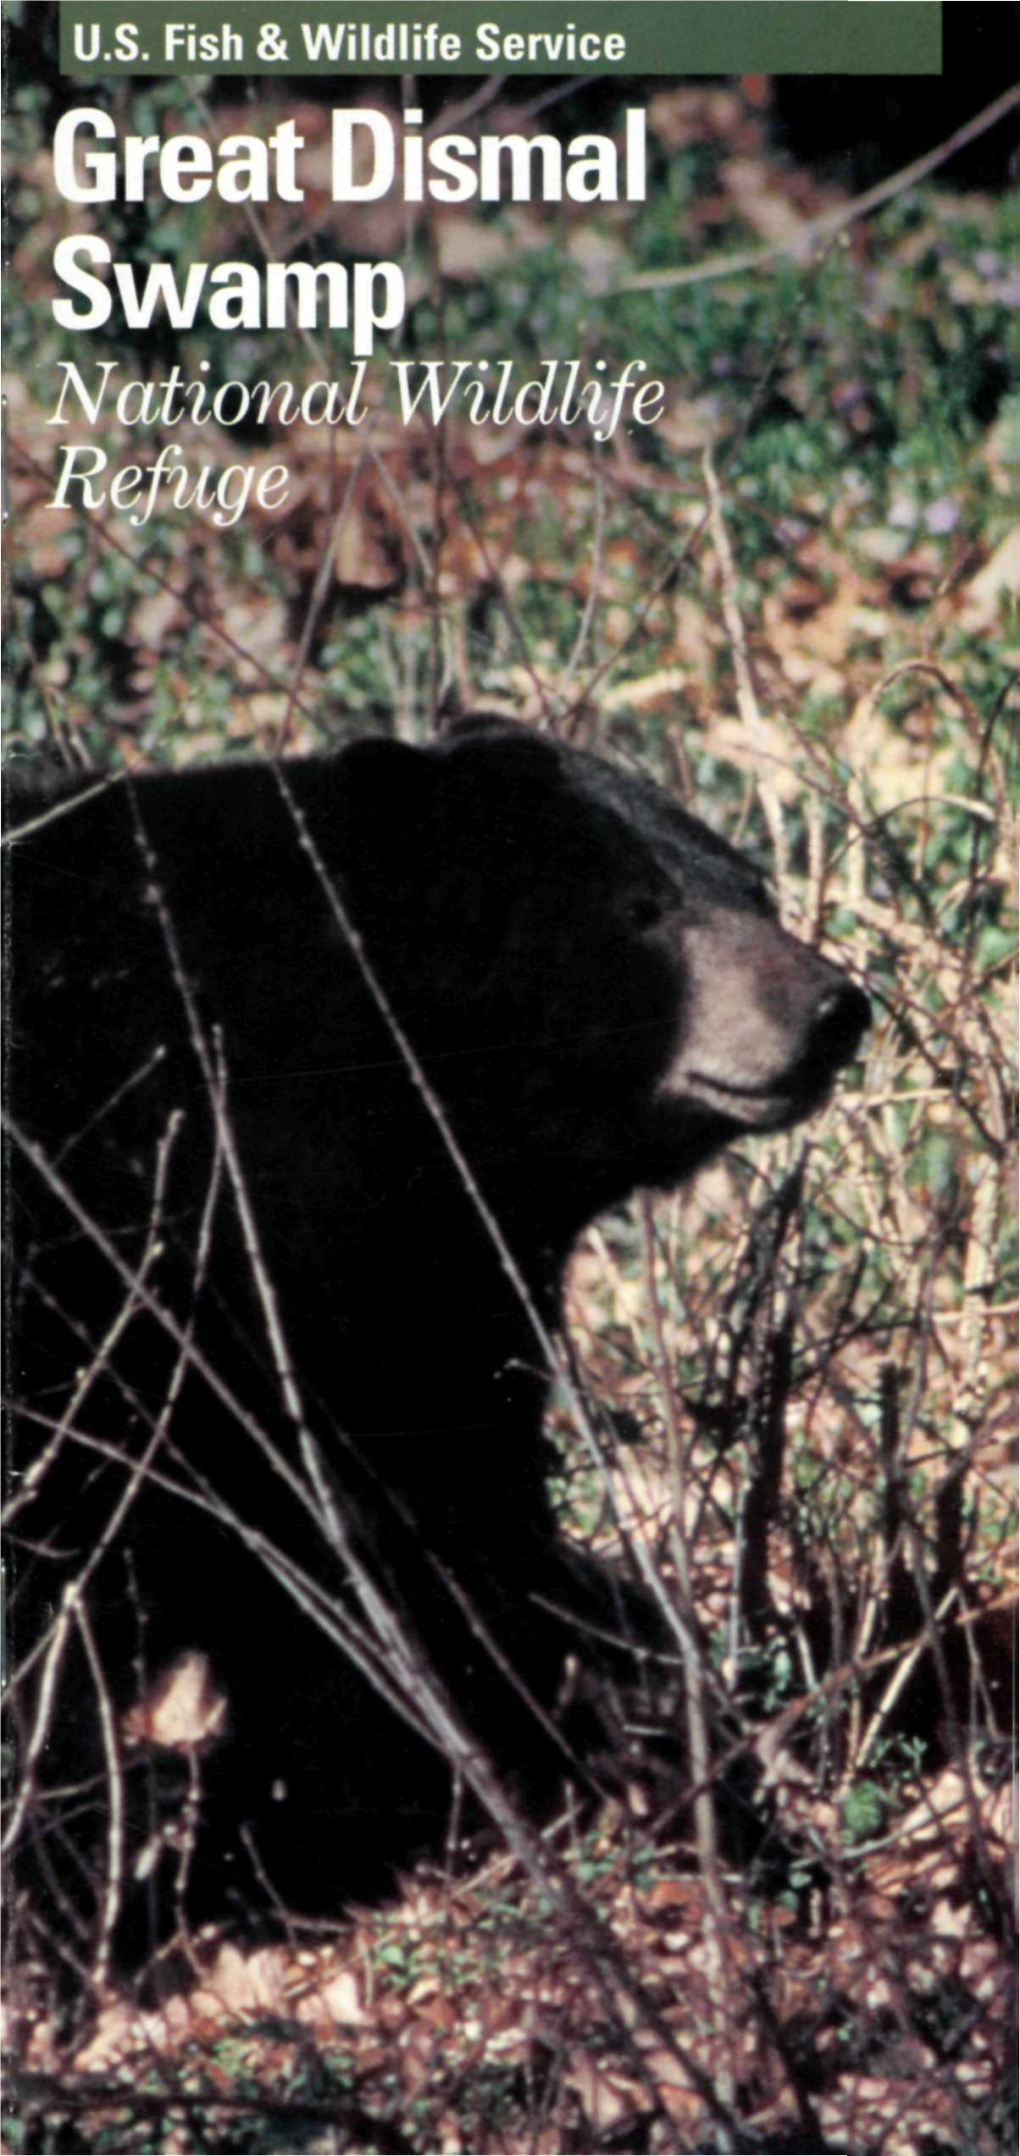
[658,909,870,1132]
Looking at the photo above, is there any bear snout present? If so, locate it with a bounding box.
[660,907,869,1129]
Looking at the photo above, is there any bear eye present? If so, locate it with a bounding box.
[626,892,670,931]
[750,881,779,917]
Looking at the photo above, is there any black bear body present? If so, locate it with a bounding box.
[4,721,868,1983]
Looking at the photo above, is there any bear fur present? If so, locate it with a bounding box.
[3,720,868,1984]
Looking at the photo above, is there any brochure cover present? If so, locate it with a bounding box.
[3,3,1017,2149]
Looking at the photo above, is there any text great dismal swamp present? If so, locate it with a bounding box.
[51,106,646,347]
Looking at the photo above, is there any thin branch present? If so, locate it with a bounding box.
[617,83,1020,292]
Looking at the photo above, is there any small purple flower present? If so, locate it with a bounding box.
[774,515,811,547]
[924,497,960,535]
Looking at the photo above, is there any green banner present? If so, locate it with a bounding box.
[60,2,943,79]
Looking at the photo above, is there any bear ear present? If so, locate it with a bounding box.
[443,717,562,785]
[334,737,441,904]
[338,735,438,802]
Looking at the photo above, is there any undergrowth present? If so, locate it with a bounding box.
[3,46,1017,2156]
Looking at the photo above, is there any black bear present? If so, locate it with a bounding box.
[3,719,868,1988]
